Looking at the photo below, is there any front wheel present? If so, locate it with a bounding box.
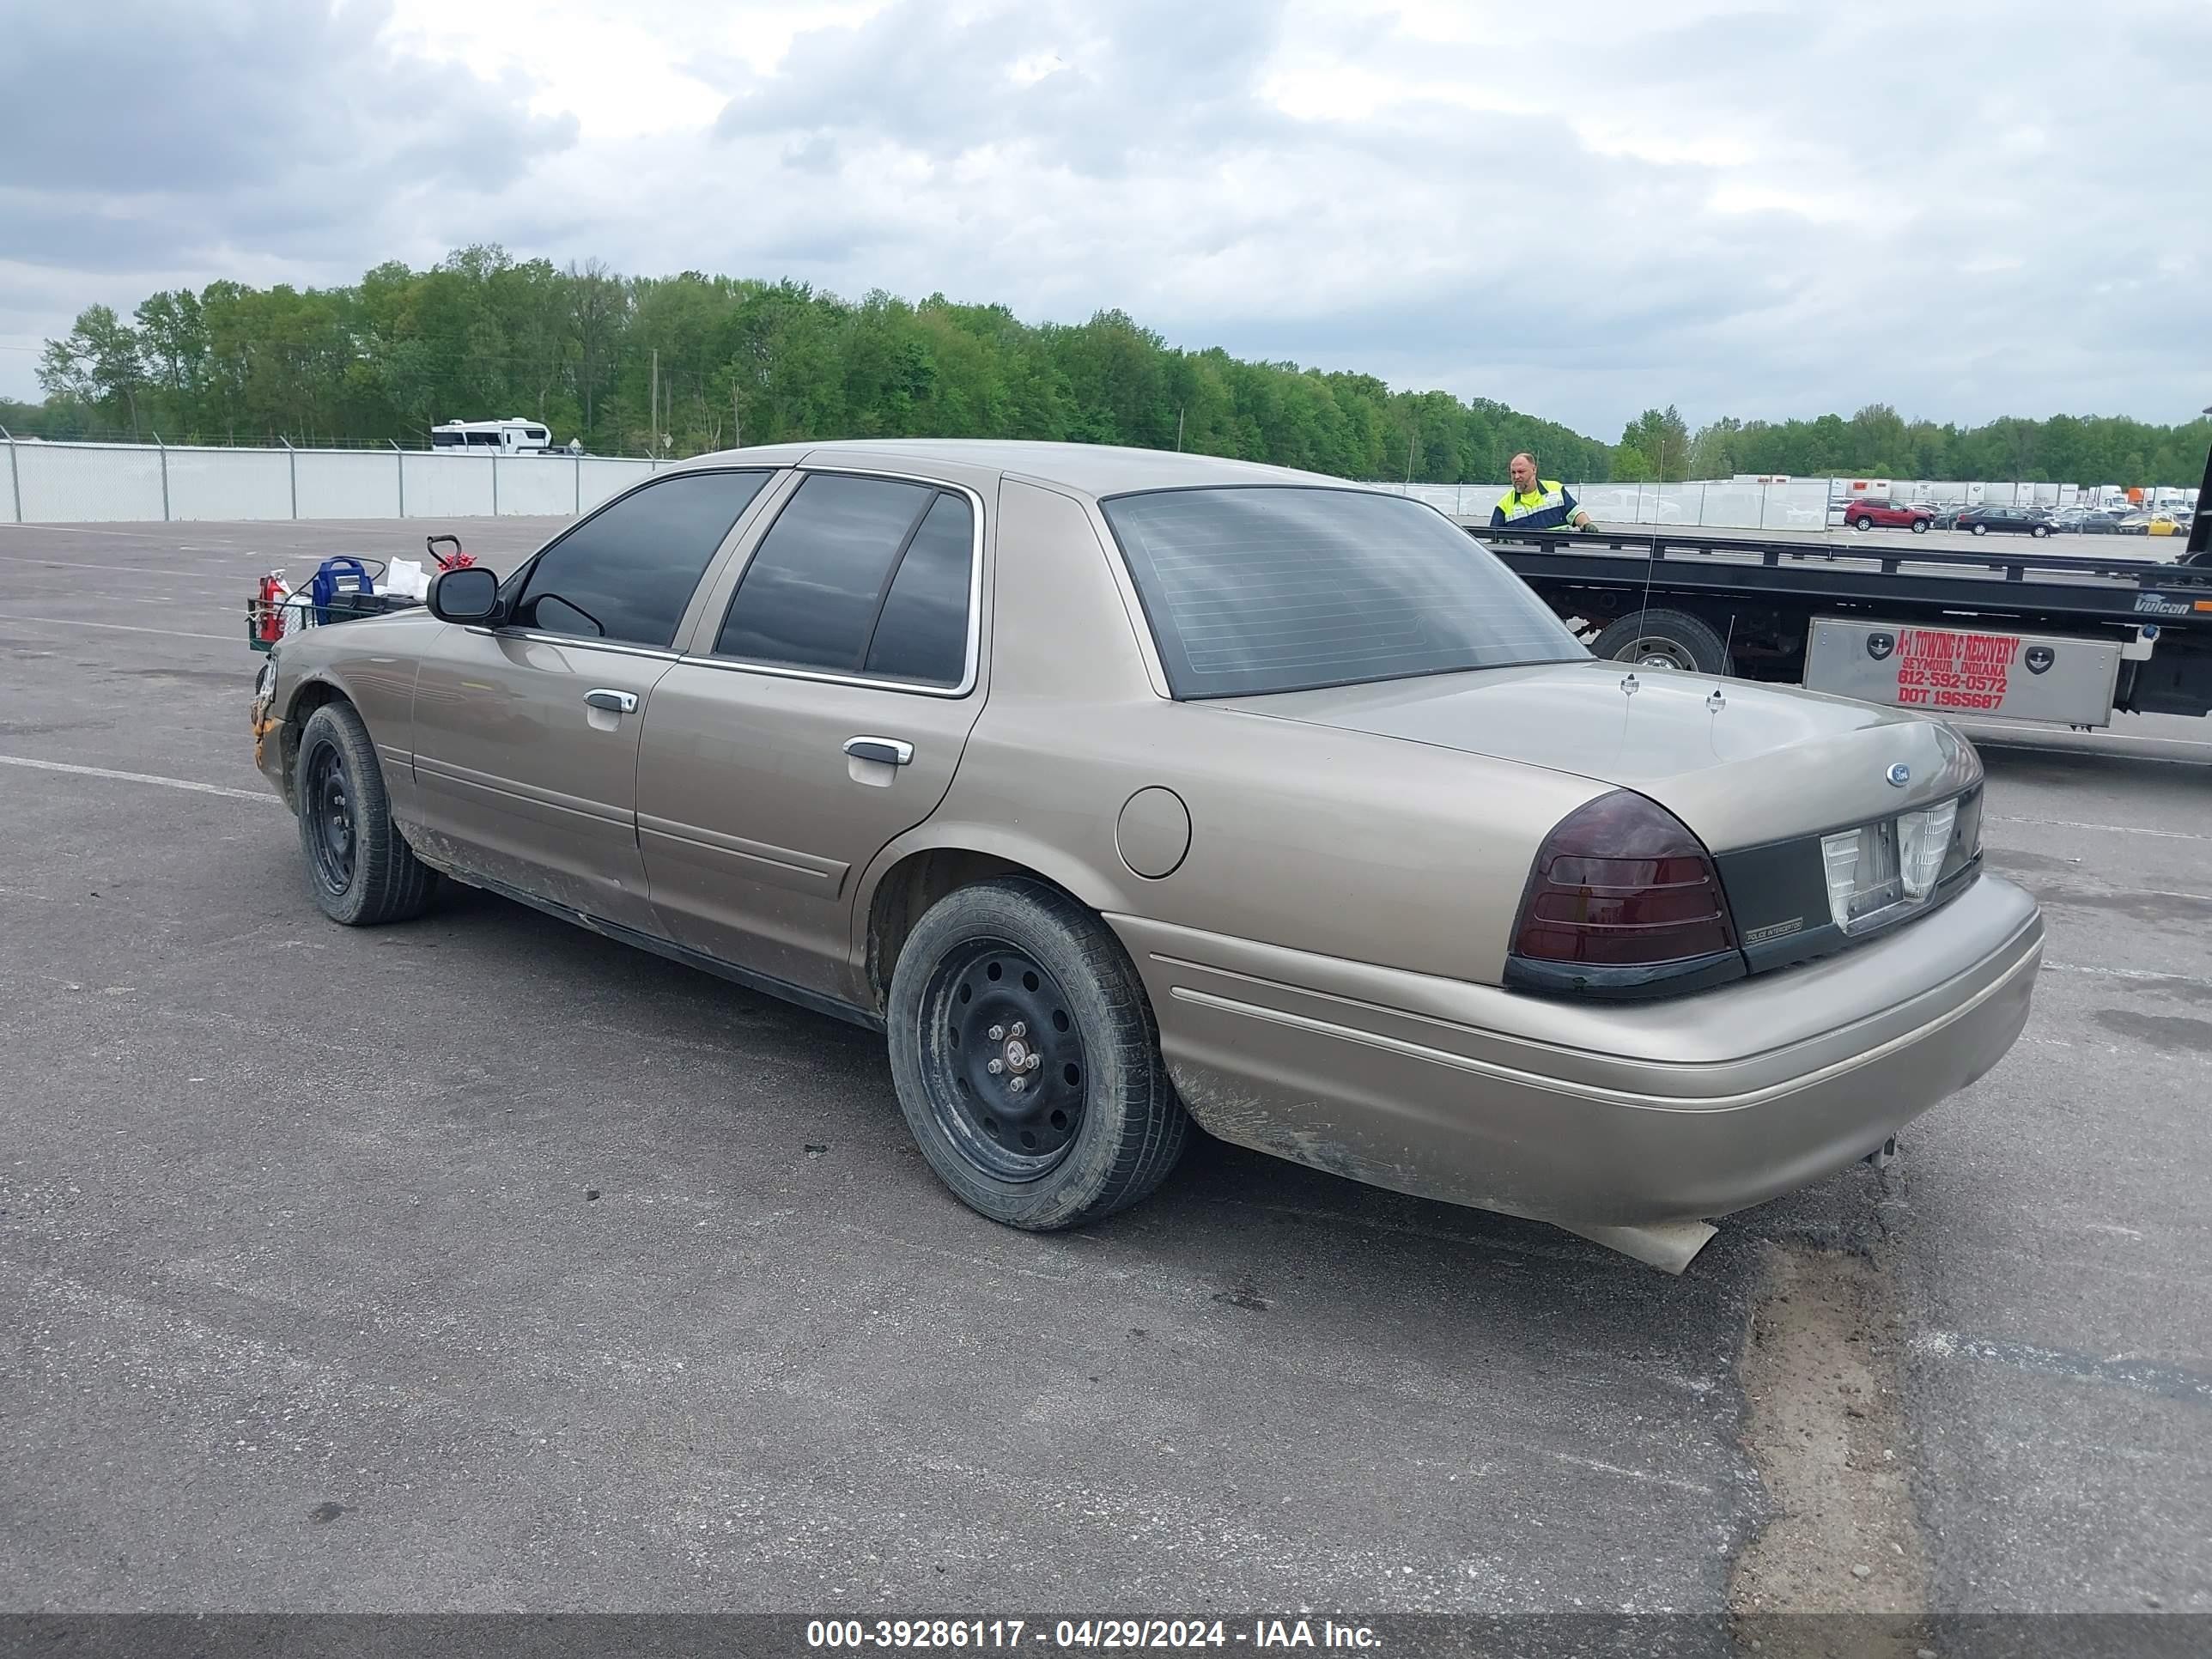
[2031,524,2050,538]
[293,701,435,926]
[1911,518,1930,533]
[886,879,1190,1230]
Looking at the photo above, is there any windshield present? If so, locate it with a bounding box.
[1099,485,1587,699]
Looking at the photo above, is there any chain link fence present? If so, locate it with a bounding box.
[0,434,664,525]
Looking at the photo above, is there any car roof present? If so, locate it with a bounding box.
[665,438,1366,500]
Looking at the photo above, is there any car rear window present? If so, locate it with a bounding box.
[1098,486,1586,698]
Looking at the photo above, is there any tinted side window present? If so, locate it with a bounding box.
[864,493,974,685]
[516,470,771,647]
[716,474,934,671]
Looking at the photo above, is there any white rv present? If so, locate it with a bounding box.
[429,417,554,453]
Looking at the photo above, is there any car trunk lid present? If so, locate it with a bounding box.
[1216,659,1976,851]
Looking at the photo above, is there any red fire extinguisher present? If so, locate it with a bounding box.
[252,572,289,647]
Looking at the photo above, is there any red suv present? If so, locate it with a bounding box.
[1844,500,1935,532]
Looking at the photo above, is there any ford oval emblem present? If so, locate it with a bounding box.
[1886,763,1911,788]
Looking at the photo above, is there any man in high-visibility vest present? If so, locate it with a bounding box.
[1491,452,1595,532]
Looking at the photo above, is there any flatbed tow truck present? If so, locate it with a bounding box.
[1474,449,2212,732]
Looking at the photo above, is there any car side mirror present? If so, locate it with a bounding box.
[428,566,501,624]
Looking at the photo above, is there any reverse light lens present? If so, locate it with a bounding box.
[1823,795,1972,934]
[1822,822,1903,931]
[1900,799,1957,899]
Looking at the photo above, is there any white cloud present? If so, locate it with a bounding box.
[3,0,2206,437]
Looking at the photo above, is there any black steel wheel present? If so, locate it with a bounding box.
[293,701,436,927]
[919,939,1090,1179]
[887,879,1190,1230]
[303,733,356,895]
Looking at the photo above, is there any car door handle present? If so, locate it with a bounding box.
[583,689,638,714]
[844,736,914,767]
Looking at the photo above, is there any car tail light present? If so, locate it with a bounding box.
[1511,790,1739,969]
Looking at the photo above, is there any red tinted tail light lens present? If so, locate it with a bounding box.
[1513,790,1738,966]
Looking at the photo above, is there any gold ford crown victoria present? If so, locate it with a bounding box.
[252,441,2041,1270]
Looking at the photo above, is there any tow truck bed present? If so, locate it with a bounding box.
[1474,525,2212,724]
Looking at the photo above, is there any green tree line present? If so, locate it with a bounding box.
[9,246,2205,487]
[1620,403,2209,490]
[7,246,1603,483]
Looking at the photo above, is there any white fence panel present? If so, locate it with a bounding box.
[1695,483,1766,529]
[167,446,292,520]
[580,457,654,512]
[296,450,403,519]
[495,455,576,516]
[401,452,495,519]
[1,443,17,523]
[16,441,165,523]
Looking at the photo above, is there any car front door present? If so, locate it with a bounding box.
[634,467,990,1002]
[407,467,780,932]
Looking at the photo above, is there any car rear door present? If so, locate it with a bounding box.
[407,467,781,932]
[635,465,990,1002]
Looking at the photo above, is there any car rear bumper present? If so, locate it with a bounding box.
[1111,874,2041,1227]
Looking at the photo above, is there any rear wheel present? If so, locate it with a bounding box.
[1852,514,1875,532]
[294,701,434,927]
[1971,522,1990,536]
[1589,607,1732,674]
[886,878,1189,1230]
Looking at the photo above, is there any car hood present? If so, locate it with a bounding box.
[1218,660,1979,852]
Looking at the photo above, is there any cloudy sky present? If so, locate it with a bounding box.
[2,0,2204,438]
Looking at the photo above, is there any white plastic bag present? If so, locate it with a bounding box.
[385,558,431,600]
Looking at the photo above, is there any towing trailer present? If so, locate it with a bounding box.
[1479,520,2212,730]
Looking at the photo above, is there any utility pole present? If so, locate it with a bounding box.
[650,349,659,456]
[734,382,743,451]
[1176,407,1183,452]
[1406,428,1416,485]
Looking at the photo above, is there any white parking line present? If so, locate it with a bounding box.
[0,753,280,803]
[2042,962,2212,986]
[0,550,248,579]
[0,524,248,544]
[0,612,234,641]
[1990,814,2209,842]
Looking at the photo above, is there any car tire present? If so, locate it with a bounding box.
[1852,515,1875,532]
[886,878,1191,1231]
[2031,524,2049,538]
[1971,522,1989,536]
[1589,607,1732,673]
[294,700,436,927]
[1911,518,1930,533]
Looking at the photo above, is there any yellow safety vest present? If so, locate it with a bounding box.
[1494,482,1577,529]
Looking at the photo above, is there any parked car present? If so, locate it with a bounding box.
[1955,504,2055,538]
[2052,507,2126,534]
[250,441,2040,1273]
[2146,511,2193,538]
[1844,500,1936,533]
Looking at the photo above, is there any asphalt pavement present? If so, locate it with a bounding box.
[0,518,2204,1626]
